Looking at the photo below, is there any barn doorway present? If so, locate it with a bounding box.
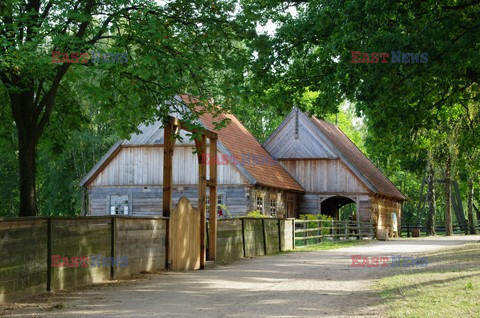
[320,196,357,221]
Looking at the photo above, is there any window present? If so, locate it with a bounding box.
[256,195,263,214]
[110,195,129,215]
[270,196,277,217]
[206,194,224,217]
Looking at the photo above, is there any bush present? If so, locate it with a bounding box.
[245,210,266,218]
[298,214,333,242]
[218,204,232,218]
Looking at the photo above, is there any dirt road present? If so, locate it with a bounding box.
[3,235,480,317]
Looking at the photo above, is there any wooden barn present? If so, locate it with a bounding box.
[263,108,407,235]
[80,102,304,219]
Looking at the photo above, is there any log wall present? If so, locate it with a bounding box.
[89,186,249,217]
[370,197,402,236]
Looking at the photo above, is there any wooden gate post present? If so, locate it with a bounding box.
[162,117,177,217]
[208,137,217,262]
[196,135,207,269]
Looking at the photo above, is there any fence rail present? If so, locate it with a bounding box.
[294,219,374,247]
[401,224,480,236]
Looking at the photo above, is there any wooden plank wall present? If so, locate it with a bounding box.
[263,110,337,159]
[216,218,294,263]
[0,219,48,303]
[280,159,368,193]
[90,146,246,187]
[370,197,402,234]
[0,216,168,304]
[216,219,244,264]
[358,195,372,222]
[243,219,265,257]
[115,218,166,277]
[264,219,280,254]
[51,218,111,292]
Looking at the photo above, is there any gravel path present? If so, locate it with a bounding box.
[3,235,480,318]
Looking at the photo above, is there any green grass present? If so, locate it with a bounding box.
[373,243,480,318]
[294,240,372,251]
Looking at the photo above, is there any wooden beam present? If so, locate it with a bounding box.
[206,179,216,187]
[208,137,217,262]
[162,119,175,217]
[196,135,207,269]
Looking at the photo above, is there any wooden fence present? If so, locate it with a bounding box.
[0,216,167,303]
[401,224,480,237]
[1,214,295,303]
[294,219,374,247]
[212,218,295,264]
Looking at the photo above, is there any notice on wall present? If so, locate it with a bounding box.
[391,212,398,232]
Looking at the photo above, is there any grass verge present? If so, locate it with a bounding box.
[373,242,480,318]
[294,240,372,251]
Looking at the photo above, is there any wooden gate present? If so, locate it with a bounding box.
[168,197,201,270]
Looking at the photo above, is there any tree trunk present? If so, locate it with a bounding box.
[17,133,39,216]
[445,156,453,236]
[12,92,40,217]
[426,165,436,235]
[467,178,476,234]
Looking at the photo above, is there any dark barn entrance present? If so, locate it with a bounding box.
[320,196,356,220]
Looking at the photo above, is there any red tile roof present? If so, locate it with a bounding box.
[311,117,406,200]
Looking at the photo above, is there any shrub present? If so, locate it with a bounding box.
[246,210,266,218]
[298,214,333,241]
[218,204,232,218]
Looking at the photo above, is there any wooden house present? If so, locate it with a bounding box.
[263,108,407,234]
[80,102,305,219]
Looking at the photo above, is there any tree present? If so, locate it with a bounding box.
[241,0,480,235]
[426,164,436,236]
[1,0,246,216]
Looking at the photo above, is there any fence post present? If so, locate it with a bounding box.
[345,221,349,241]
[262,218,267,255]
[332,220,335,241]
[277,219,282,252]
[292,219,295,249]
[358,221,363,240]
[303,215,307,246]
[111,216,116,279]
[241,218,246,257]
[165,218,170,270]
[46,218,52,292]
[317,219,321,244]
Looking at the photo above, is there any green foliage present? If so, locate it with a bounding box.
[299,214,332,237]
[219,204,233,219]
[0,0,251,216]
[245,210,266,218]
